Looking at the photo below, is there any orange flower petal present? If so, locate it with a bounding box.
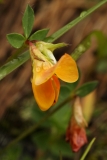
[32,78,56,111]
[51,75,60,104]
[55,54,79,83]
[33,62,56,85]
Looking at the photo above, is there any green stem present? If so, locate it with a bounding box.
[80,138,96,160]
[0,96,72,154]
[71,36,91,61]
[49,0,107,42]
[0,50,30,80]
[71,30,107,61]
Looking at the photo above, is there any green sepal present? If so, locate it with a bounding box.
[43,36,54,42]
[22,5,34,38]
[29,29,49,41]
[36,41,68,52]
[7,33,26,48]
[76,81,99,97]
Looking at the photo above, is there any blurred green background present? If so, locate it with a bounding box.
[0,0,107,159]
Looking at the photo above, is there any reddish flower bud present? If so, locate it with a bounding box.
[66,117,88,152]
[66,97,88,152]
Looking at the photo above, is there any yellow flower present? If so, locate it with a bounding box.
[29,42,78,111]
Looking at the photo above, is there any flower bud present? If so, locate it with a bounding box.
[66,97,88,152]
[73,97,87,127]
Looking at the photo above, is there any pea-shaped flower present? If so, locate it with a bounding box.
[29,42,78,111]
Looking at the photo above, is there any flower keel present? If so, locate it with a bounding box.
[32,75,60,111]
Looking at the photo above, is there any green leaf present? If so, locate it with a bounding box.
[60,86,71,98]
[29,29,49,41]
[0,144,22,160]
[32,132,49,150]
[50,138,72,157]
[22,5,34,38]
[91,31,107,58]
[7,33,26,48]
[76,81,99,97]
[65,81,78,92]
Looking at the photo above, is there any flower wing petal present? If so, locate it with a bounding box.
[55,54,79,83]
[51,75,60,104]
[32,78,55,111]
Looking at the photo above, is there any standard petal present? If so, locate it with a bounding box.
[51,75,60,104]
[55,54,79,83]
[32,78,55,111]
